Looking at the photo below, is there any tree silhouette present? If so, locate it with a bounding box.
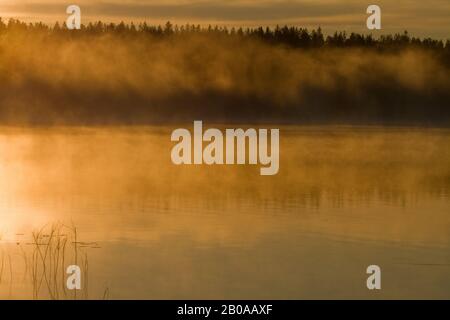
[0,17,447,55]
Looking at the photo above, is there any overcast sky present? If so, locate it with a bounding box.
[0,0,449,38]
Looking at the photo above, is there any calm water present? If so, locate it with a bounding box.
[0,126,449,299]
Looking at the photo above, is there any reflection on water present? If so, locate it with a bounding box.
[0,126,449,299]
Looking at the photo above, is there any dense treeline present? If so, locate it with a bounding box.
[0,18,449,126]
[2,18,449,53]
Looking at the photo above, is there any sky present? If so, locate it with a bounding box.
[0,0,449,39]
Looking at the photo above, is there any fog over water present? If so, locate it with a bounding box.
[0,126,449,299]
[0,9,449,299]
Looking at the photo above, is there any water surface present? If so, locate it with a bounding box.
[0,126,449,299]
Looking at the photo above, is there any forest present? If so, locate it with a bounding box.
[3,18,450,52]
[0,18,449,125]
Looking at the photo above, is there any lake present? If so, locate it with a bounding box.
[0,125,449,299]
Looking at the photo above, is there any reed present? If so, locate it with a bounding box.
[0,222,106,300]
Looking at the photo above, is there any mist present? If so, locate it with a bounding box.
[0,29,449,125]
